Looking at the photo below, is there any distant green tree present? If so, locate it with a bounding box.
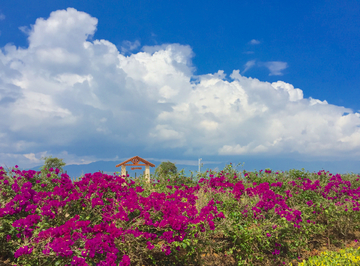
[152,161,197,186]
[40,156,66,174]
[155,161,178,178]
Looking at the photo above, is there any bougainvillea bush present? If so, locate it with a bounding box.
[0,163,359,266]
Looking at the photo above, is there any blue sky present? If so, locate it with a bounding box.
[1,0,360,178]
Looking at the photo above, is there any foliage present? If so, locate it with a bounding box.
[0,163,359,266]
[39,156,66,175]
[291,246,360,265]
[155,161,178,179]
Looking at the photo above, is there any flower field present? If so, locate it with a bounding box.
[0,163,359,265]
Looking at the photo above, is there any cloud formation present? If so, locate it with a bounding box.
[264,61,288,76]
[120,40,141,54]
[242,60,288,76]
[249,39,260,45]
[242,60,256,74]
[1,8,360,168]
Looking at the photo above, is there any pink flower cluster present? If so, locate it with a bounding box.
[1,165,359,265]
[0,167,225,265]
[198,174,305,226]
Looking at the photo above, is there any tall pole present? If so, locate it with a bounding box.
[198,158,202,174]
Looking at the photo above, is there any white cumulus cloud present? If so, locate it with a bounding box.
[1,8,360,168]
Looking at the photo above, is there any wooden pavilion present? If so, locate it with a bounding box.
[115,156,155,183]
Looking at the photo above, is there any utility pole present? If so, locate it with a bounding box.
[198,158,202,174]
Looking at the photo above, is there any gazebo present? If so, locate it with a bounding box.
[115,156,155,183]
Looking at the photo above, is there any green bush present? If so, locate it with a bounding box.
[293,246,360,265]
